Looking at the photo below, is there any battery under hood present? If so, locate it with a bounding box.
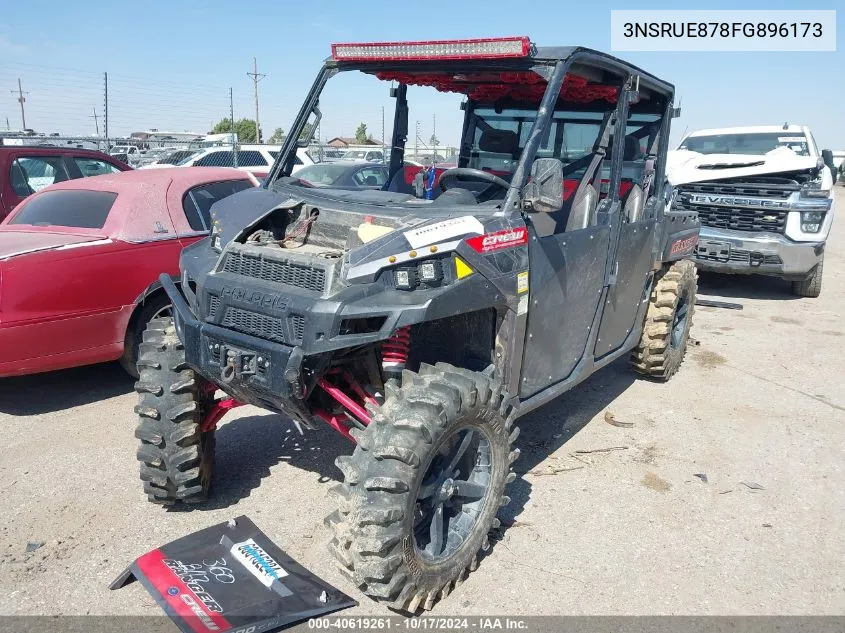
[667,147,820,186]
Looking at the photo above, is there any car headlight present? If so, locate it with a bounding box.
[801,210,825,233]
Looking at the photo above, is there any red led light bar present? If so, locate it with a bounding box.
[331,37,531,62]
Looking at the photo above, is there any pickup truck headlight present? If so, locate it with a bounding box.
[800,210,825,233]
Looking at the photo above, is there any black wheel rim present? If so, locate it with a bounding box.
[670,291,689,349]
[413,427,492,563]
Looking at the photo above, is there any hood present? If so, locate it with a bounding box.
[0,229,109,260]
[667,147,819,186]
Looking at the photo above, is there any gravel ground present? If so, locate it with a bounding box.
[1,189,843,620]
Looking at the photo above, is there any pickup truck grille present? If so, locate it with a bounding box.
[677,202,788,234]
[220,306,305,345]
[680,182,793,199]
[675,180,792,234]
[223,251,327,293]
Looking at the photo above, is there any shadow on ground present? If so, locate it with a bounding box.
[697,270,799,301]
[498,357,637,528]
[176,359,639,517]
[184,412,350,511]
[0,362,134,416]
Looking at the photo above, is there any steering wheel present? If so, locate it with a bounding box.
[438,168,511,194]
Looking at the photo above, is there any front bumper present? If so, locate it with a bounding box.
[694,227,824,278]
[160,275,306,415]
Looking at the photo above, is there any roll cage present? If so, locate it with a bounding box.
[266,43,675,207]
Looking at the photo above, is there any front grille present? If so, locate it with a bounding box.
[728,249,783,266]
[223,251,327,293]
[676,181,795,235]
[681,182,793,199]
[221,307,287,343]
[676,200,787,233]
[289,314,305,343]
[208,294,220,319]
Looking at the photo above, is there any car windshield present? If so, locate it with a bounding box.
[161,150,199,165]
[679,132,810,157]
[295,163,355,185]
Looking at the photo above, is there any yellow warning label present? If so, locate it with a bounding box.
[517,271,529,294]
[455,257,474,279]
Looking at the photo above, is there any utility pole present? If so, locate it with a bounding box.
[415,120,419,158]
[11,78,28,130]
[103,72,109,148]
[230,88,238,167]
[381,106,385,159]
[432,113,436,148]
[246,57,266,143]
[90,107,99,137]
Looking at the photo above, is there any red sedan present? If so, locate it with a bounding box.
[0,167,257,378]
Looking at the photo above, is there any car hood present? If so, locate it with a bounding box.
[0,229,110,260]
[667,147,819,185]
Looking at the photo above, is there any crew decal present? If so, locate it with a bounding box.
[466,227,528,254]
[135,549,231,633]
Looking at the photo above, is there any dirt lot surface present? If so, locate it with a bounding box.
[1,189,843,621]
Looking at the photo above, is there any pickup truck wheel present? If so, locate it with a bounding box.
[120,295,173,378]
[791,257,823,298]
[134,317,215,505]
[325,363,518,613]
[631,259,697,381]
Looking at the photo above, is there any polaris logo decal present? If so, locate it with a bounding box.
[684,194,789,210]
[467,228,528,253]
[230,538,288,588]
[221,286,287,312]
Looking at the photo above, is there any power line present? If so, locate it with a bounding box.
[246,57,266,143]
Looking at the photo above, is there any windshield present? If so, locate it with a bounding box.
[161,150,199,165]
[679,132,810,157]
[271,62,638,208]
[296,163,354,185]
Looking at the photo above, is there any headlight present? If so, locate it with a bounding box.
[801,210,825,233]
[394,268,416,290]
[210,220,223,252]
[418,260,443,283]
[392,258,446,290]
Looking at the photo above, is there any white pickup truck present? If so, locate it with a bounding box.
[667,125,835,297]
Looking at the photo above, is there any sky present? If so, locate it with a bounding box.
[1,0,843,150]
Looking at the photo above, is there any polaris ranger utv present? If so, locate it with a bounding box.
[134,37,699,612]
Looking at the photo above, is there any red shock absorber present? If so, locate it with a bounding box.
[382,326,411,381]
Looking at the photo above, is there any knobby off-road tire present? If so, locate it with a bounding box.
[631,259,697,381]
[792,256,823,298]
[134,317,215,505]
[325,363,519,613]
[120,294,173,378]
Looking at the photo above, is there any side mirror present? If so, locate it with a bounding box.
[821,149,835,169]
[523,158,564,213]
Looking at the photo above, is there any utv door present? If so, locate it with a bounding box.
[518,111,627,397]
[594,120,664,357]
[519,217,610,397]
